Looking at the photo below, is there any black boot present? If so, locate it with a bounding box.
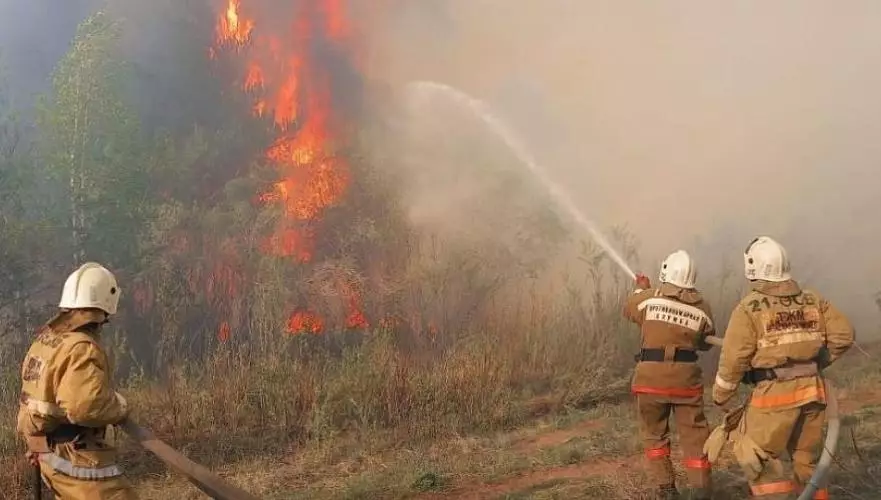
[681,488,711,500]
[656,484,680,500]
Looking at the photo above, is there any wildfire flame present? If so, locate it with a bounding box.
[217,0,254,45]
[243,62,265,91]
[213,0,366,334]
[287,311,324,334]
[218,321,231,342]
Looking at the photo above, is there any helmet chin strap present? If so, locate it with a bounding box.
[80,321,104,335]
[92,310,111,328]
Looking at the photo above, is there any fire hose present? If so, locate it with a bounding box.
[29,420,261,500]
[118,419,261,500]
[703,335,840,499]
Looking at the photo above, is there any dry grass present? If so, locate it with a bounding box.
[93,344,881,500]
[0,266,877,499]
[123,343,881,500]
[0,281,635,499]
[3,343,878,499]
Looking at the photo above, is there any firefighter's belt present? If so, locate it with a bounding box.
[635,348,698,363]
[25,425,104,454]
[49,424,103,447]
[742,361,819,385]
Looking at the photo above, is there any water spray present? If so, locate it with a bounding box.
[407,80,637,281]
[407,81,843,498]
[407,80,855,500]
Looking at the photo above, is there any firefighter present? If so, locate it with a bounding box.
[17,262,137,499]
[624,250,715,500]
[713,236,854,499]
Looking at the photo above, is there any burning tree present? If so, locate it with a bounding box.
[209,0,369,336]
[99,0,418,369]
[124,0,409,355]
[33,1,572,371]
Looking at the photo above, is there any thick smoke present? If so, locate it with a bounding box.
[364,0,881,336]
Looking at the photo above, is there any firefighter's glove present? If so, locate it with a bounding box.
[713,398,734,410]
[703,425,728,464]
[704,404,746,463]
[726,405,771,481]
[712,393,735,409]
[113,392,130,424]
[635,273,651,290]
[712,384,737,409]
[732,434,771,481]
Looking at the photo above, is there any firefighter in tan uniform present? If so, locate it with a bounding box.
[17,262,137,499]
[624,250,715,500]
[713,237,854,499]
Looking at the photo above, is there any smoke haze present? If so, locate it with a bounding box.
[0,0,99,108]
[366,0,881,335]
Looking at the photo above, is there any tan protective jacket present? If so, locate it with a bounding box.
[17,310,129,452]
[624,283,715,397]
[713,280,854,409]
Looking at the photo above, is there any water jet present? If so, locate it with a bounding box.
[407,80,637,280]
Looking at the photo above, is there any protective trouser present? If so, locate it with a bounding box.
[637,393,712,493]
[37,440,138,500]
[741,402,828,499]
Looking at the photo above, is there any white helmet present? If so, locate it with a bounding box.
[658,250,697,289]
[58,262,121,315]
[744,236,791,282]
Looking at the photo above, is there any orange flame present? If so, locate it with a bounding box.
[218,321,231,342]
[213,0,367,332]
[287,311,324,334]
[346,295,368,329]
[244,62,265,91]
[217,0,254,45]
[214,0,351,225]
[270,58,302,128]
[259,226,314,262]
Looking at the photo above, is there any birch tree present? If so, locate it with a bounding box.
[38,10,152,268]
